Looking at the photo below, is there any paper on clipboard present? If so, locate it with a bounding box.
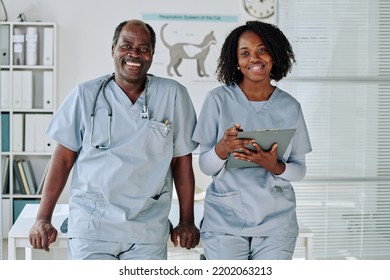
[225,128,296,169]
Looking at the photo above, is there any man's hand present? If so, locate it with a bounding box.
[29,219,58,252]
[170,220,200,249]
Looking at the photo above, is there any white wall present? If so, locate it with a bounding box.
[2,0,271,114]
[1,0,275,205]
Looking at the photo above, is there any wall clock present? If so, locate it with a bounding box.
[243,0,275,20]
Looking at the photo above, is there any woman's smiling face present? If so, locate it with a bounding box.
[236,31,273,84]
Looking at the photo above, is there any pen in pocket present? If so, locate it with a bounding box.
[165,120,169,132]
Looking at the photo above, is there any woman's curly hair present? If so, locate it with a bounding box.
[216,21,295,85]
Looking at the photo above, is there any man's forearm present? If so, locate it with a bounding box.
[172,154,195,223]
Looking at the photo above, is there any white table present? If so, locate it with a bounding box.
[296,221,314,260]
[8,204,68,260]
[8,203,314,260]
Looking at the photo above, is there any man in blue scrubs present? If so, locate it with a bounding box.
[29,19,199,259]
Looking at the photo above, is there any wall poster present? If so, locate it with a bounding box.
[142,13,239,112]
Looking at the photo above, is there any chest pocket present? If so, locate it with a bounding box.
[145,120,173,156]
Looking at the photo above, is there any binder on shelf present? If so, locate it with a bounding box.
[42,114,54,152]
[43,27,54,66]
[12,199,40,223]
[12,113,24,152]
[17,160,31,195]
[0,24,10,65]
[36,159,50,194]
[22,70,33,109]
[24,113,35,152]
[13,160,25,194]
[1,156,10,194]
[1,112,10,152]
[22,159,38,195]
[43,71,54,109]
[2,198,11,236]
[12,70,23,109]
[1,70,11,109]
[34,114,45,152]
[24,114,52,152]
[32,71,44,109]
[25,26,38,66]
[13,27,25,65]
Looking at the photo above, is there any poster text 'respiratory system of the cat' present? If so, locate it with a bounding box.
[143,14,239,84]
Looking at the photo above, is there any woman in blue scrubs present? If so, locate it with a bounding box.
[28,19,199,259]
[192,21,312,260]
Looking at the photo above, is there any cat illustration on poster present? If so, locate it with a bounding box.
[160,23,217,77]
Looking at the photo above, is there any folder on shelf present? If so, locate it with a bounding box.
[34,114,45,152]
[34,114,44,152]
[1,70,10,109]
[25,26,38,66]
[13,27,25,65]
[22,70,33,109]
[43,71,54,109]
[13,160,25,194]
[1,156,10,194]
[1,112,10,152]
[12,113,24,152]
[42,114,54,152]
[24,113,36,152]
[2,198,11,235]
[36,159,50,194]
[12,199,40,223]
[43,27,54,66]
[24,113,53,152]
[17,160,31,195]
[0,24,10,65]
[12,70,23,109]
[22,160,38,195]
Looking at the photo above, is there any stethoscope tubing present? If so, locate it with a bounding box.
[90,73,150,149]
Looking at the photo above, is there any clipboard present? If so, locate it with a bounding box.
[225,128,296,169]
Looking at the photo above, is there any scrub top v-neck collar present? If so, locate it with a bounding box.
[110,77,150,120]
[233,83,279,115]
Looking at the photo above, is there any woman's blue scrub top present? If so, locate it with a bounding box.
[46,74,198,243]
[192,84,312,237]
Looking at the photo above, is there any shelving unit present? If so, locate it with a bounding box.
[1,21,57,238]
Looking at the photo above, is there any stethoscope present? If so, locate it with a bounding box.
[90,73,150,149]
